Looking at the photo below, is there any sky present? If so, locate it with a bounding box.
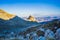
[0,0,60,17]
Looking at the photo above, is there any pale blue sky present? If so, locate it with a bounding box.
[0,0,60,17]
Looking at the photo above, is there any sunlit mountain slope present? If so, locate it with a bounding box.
[0,9,15,20]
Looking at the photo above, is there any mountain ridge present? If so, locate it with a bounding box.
[0,9,39,33]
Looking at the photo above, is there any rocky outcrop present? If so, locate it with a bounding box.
[27,15,37,22]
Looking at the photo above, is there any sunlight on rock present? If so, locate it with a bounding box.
[27,15,37,22]
[0,9,15,20]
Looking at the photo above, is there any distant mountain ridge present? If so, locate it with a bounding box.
[0,9,39,33]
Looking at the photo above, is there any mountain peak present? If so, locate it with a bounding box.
[27,15,37,22]
[0,9,15,20]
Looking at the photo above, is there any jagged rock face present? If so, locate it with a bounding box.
[27,15,37,22]
[0,9,15,20]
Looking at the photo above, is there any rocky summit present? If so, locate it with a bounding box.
[27,15,37,22]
